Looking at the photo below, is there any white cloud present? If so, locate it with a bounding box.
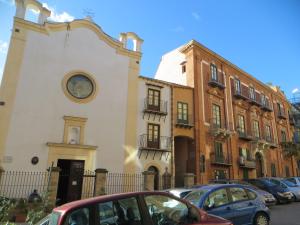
[170,26,184,33]
[42,3,74,22]
[292,88,299,94]
[0,41,8,54]
[192,12,200,21]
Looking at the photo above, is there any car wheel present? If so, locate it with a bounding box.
[254,213,269,225]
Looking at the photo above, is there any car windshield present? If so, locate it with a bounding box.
[184,190,208,206]
[35,212,60,225]
[283,179,298,187]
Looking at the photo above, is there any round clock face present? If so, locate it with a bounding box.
[67,75,94,99]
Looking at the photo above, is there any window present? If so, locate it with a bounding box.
[249,87,255,100]
[271,163,276,177]
[243,169,249,179]
[210,64,218,81]
[214,169,226,180]
[98,197,142,225]
[281,130,287,142]
[148,89,160,110]
[144,195,198,225]
[177,102,188,123]
[214,142,223,159]
[277,103,284,116]
[265,125,272,141]
[239,148,250,160]
[230,187,249,202]
[182,65,186,73]
[212,104,221,128]
[237,115,245,133]
[252,121,260,138]
[147,124,160,148]
[285,166,290,177]
[204,188,230,208]
[64,207,89,225]
[261,94,266,106]
[234,79,241,93]
[246,189,257,200]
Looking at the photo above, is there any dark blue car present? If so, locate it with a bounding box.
[184,184,270,225]
[245,178,294,204]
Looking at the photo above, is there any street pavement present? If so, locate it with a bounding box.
[270,202,300,225]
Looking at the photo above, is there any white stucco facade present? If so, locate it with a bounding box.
[155,47,187,85]
[0,15,142,172]
[136,78,172,175]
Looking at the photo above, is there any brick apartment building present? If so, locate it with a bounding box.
[156,40,297,184]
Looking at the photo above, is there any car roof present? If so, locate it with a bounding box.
[193,183,245,190]
[53,191,178,213]
[165,188,193,192]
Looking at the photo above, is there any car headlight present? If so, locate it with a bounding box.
[277,192,285,197]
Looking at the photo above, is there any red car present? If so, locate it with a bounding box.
[37,191,232,225]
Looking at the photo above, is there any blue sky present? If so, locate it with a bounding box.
[0,0,299,98]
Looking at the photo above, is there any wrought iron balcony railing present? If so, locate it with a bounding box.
[210,119,232,139]
[237,130,254,141]
[248,95,262,107]
[139,134,171,152]
[210,153,232,166]
[176,114,194,128]
[208,75,225,89]
[143,98,168,115]
[277,110,287,119]
[261,100,273,112]
[233,88,249,100]
[239,156,256,169]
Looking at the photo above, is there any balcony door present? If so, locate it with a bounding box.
[147,123,160,149]
[148,89,160,111]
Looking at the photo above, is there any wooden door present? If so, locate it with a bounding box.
[67,160,84,202]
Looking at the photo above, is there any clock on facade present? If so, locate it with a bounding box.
[66,75,94,99]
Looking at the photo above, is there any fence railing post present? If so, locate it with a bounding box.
[143,171,155,191]
[184,173,195,188]
[48,167,61,206]
[94,168,108,196]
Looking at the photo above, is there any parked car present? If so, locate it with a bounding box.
[184,184,270,225]
[245,178,293,204]
[285,177,300,186]
[36,191,233,225]
[209,179,276,206]
[165,188,194,198]
[267,177,300,201]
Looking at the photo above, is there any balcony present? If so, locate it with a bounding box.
[289,114,296,126]
[239,156,256,169]
[277,111,287,120]
[210,119,232,140]
[261,101,273,112]
[210,153,232,166]
[264,136,278,148]
[248,96,262,107]
[233,88,249,100]
[175,114,194,129]
[143,98,168,121]
[208,76,225,89]
[237,130,254,141]
[139,134,171,152]
[139,134,172,159]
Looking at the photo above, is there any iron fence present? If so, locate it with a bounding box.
[81,170,96,199]
[105,173,144,195]
[0,171,50,199]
